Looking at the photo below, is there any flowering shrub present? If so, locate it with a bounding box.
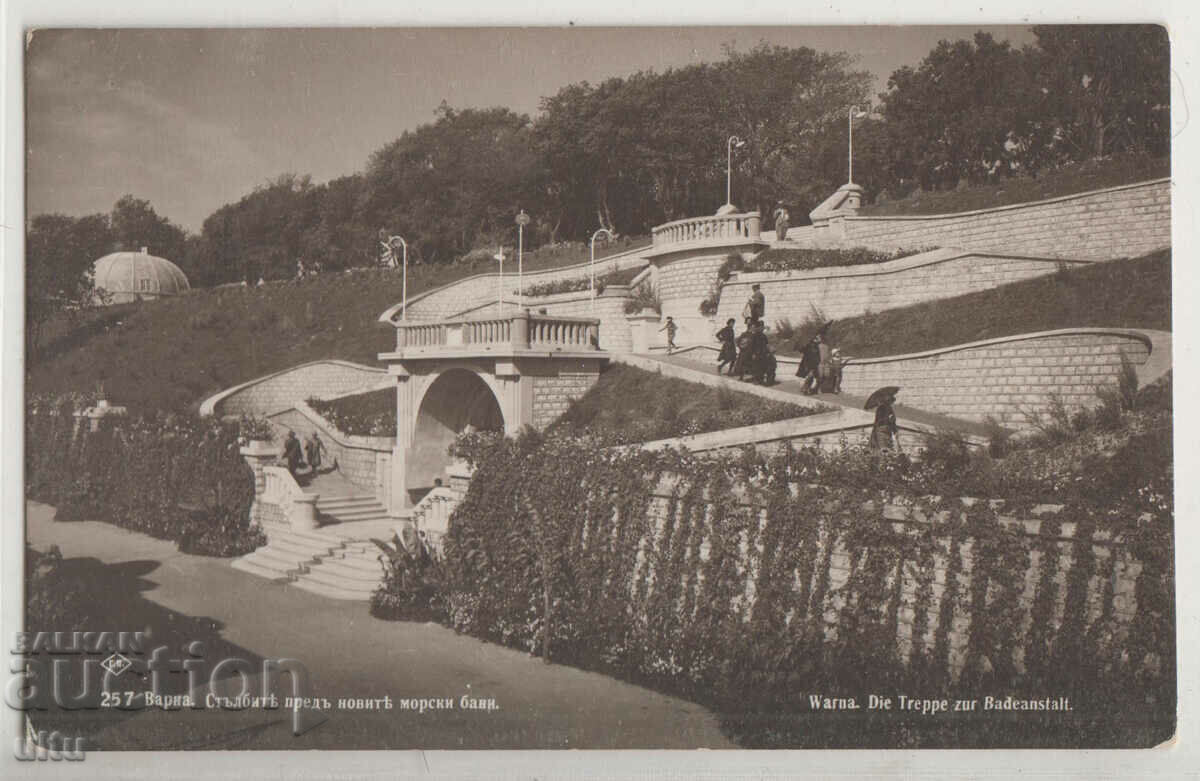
[744,246,935,274]
[238,414,276,441]
[307,390,394,437]
[26,397,264,557]
[370,531,447,622]
[516,266,645,298]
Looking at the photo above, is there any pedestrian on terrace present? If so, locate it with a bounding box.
[716,318,737,374]
[659,316,677,354]
[773,202,790,241]
[283,431,304,478]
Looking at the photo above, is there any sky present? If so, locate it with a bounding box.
[25,26,1037,233]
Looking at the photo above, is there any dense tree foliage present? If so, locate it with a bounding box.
[25,212,112,358]
[28,27,1171,291]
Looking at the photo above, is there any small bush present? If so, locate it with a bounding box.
[625,283,662,315]
[370,532,446,622]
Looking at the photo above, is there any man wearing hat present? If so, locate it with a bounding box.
[772,202,789,241]
[747,284,765,322]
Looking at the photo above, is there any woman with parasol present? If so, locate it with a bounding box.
[866,386,901,452]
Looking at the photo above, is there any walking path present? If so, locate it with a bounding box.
[635,346,996,439]
[25,502,734,750]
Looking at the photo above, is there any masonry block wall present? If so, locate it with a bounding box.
[655,251,733,346]
[530,369,602,428]
[269,406,394,490]
[212,360,391,417]
[831,179,1170,260]
[716,250,1091,325]
[403,251,650,322]
[839,330,1153,430]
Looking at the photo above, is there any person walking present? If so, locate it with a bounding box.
[773,202,790,242]
[716,318,737,374]
[748,284,766,322]
[283,430,304,478]
[306,432,327,473]
[868,389,901,453]
[799,334,823,394]
[659,316,677,354]
[829,347,845,394]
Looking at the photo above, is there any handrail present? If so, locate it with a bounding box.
[651,211,762,247]
[413,485,461,550]
[262,465,305,506]
[391,312,600,352]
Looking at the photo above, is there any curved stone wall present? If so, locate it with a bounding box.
[268,402,394,492]
[201,359,392,418]
[716,248,1092,326]
[389,246,650,323]
[839,329,1170,430]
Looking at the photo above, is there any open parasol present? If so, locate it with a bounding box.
[864,386,900,410]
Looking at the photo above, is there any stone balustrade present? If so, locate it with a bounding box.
[391,311,600,355]
[260,465,321,531]
[651,211,762,248]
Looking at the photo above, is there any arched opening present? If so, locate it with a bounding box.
[407,369,504,504]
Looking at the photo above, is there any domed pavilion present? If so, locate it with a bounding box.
[92,247,190,304]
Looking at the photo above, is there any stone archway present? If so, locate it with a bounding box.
[406,368,504,504]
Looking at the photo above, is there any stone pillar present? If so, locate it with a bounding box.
[290,494,320,531]
[746,212,762,239]
[627,312,662,353]
[389,369,415,516]
[511,309,530,348]
[240,441,280,522]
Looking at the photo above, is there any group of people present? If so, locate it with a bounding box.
[282,430,329,480]
[716,316,777,385]
[795,332,844,395]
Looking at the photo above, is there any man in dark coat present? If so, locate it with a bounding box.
[716,318,737,374]
[797,335,823,394]
[283,431,304,477]
[870,392,901,452]
[748,284,765,321]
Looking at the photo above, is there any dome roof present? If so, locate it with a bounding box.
[92,248,190,303]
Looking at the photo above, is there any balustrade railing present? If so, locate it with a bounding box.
[393,313,599,352]
[261,465,320,530]
[651,211,762,248]
[413,485,461,552]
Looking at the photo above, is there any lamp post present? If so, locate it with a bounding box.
[493,247,506,313]
[515,210,530,310]
[379,232,409,320]
[848,104,869,184]
[589,227,615,316]
[726,135,745,208]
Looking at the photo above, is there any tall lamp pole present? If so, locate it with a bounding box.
[380,231,409,320]
[848,104,869,184]
[726,135,745,207]
[493,247,506,313]
[515,210,531,310]
[589,227,615,316]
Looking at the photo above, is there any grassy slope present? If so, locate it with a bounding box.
[549,363,821,445]
[857,154,1169,217]
[27,239,648,412]
[770,250,1171,359]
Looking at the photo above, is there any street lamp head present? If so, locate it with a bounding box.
[730,136,746,149]
[515,210,531,227]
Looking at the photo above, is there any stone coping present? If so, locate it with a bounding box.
[376,244,651,323]
[444,285,632,320]
[379,348,609,364]
[273,400,395,451]
[723,247,1093,284]
[198,358,388,417]
[641,238,770,261]
[848,177,1170,223]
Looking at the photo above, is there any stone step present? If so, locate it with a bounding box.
[268,535,341,560]
[250,546,313,572]
[231,555,294,582]
[317,496,382,511]
[322,506,388,521]
[301,563,383,591]
[289,576,377,602]
[319,553,385,578]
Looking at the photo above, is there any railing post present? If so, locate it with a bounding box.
[290,493,320,532]
[512,310,530,348]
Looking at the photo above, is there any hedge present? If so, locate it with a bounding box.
[408,427,1174,748]
[25,396,265,557]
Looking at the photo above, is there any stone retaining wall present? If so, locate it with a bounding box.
[531,369,602,428]
[202,360,391,418]
[823,179,1170,260]
[840,329,1167,430]
[716,249,1092,326]
[268,402,394,492]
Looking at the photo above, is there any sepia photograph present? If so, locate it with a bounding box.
[8,15,1185,772]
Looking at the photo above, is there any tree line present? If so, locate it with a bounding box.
[27,26,1169,319]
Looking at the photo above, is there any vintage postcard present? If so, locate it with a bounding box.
[6,16,1188,777]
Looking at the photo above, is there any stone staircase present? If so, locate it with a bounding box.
[232,478,399,601]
